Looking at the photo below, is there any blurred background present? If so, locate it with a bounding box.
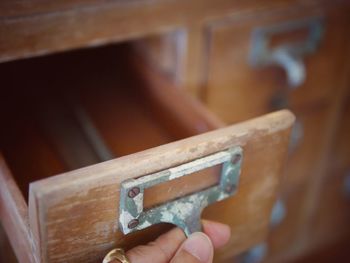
[0,0,349,262]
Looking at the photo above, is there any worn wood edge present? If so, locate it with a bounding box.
[0,155,38,263]
[217,128,293,262]
[0,0,337,63]
[29,109,295,201]
[0,0,342,20]
[29,183,45,263]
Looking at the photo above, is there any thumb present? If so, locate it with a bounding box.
[170,232,214,263]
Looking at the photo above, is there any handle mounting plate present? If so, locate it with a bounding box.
[119,147,243,236]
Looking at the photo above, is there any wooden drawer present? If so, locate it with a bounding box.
[293,92,350,255]
[308,170,350,251]
[281,103,333,192]
[264,183,310,262]
[199,7,350,262]
[203,6,349,124]
[257,102,339,262]
[305,94,350,251]
[0,45,294,263]
[331,95,350,174]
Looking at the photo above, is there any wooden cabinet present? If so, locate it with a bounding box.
[0,45,294,262]
[307,94,350,250]
[281,104,333,191]
[203,8,349,123]
[265,183,310,262]
[0,1,349,263]
[193,3,350,263]
[331,95,350,176]
[309,172,350,250]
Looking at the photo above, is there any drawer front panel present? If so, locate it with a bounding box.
[331,95,350,174]
[282,104,333,191]
[203,8,349,124]
[264,184,310,262]
[28,111,294,263]
[261,103,339,262]
[309,171,350,250]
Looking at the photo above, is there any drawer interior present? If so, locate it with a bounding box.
[0,42,223,200]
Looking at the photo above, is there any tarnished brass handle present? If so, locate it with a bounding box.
[249,17,324,88]
[119,147,243,237]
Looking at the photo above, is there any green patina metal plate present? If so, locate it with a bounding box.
[119,146,243,237]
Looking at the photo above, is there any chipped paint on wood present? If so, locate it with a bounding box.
[119,147,243,236]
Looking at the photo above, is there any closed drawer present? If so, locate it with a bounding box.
[200,7,349,262]
[203,6,349,123]
[264,183,310,263]
[331,95,350,174]
[281,103,334,192]
[0,44,294,263]
[308,170,350,250]
[312,93,350,245]
[305,94,350,250]
[260,102,338,262]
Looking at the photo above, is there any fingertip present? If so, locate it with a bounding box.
[202,220,231,249]
[179,232,213,263]
[126,226,186,263]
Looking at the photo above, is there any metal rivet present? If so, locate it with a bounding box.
[128,187,140,198]
[232,154,241,164]
[225,184,236,194]
[128,219,139,229]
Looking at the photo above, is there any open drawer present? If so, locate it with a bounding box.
[0,44,294,263]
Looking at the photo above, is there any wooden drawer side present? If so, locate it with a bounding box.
[0,155,37,263]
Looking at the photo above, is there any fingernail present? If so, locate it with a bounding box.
[182,232,213,262]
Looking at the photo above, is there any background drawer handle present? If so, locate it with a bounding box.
[344,172,350,200]
[249,17,324,88]
[238,243,267,263]
[270,198,286,227]
[119,147,243,236]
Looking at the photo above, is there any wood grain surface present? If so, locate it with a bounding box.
[203,8,349,124]
[0,44,294,262]
[28,110,294,262]
[0,156,37,263]
[0,0,343,63]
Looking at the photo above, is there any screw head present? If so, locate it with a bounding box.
[232,154,241,165]
[225,184,236,194]
[128,219,139,229]
[128,187,140,198]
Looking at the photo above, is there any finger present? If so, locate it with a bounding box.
[126,227,185,263]
[126,220,230,263]
[170,232,213,263]
[202,220,231,249]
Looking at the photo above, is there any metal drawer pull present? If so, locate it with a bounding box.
[238,243,267,263]
[119,147,243,236]
[270,199,286,227]
[249,17,324,88]
[288,119,304,153]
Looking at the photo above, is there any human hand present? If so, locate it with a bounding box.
[113,220,231,263]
